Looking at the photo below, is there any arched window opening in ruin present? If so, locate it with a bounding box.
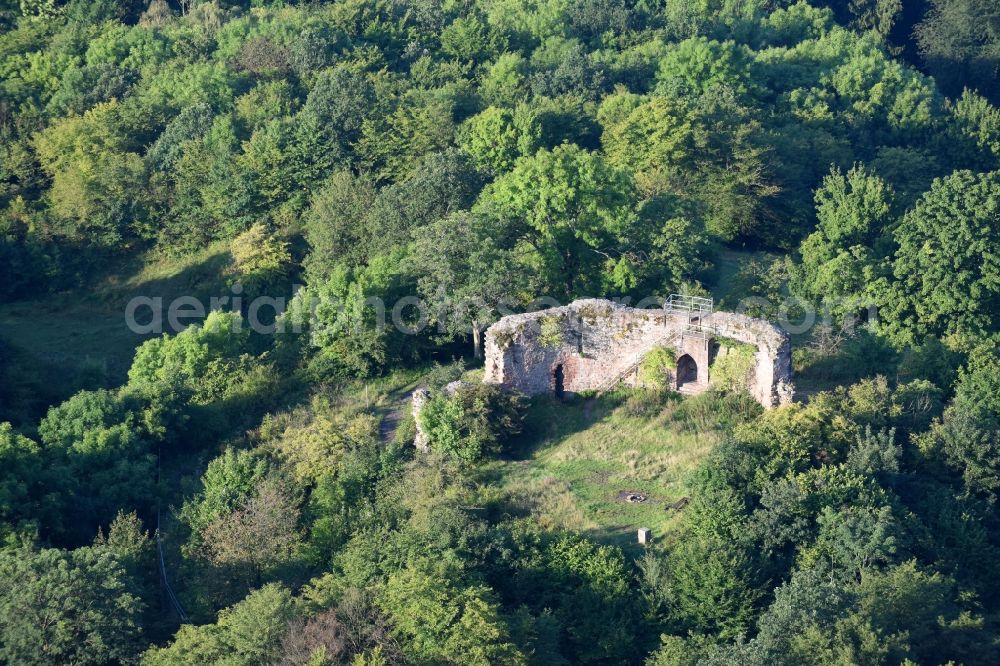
[553,364,565,397]
[676,354,698,388]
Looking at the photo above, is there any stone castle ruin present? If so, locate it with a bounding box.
[482,296,793,408]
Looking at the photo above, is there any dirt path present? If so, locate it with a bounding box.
[379,391,412,443]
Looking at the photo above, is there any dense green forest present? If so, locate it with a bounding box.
[0,0,998,664]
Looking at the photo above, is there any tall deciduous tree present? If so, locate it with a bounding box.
[289,66,376,185]
[200,477,302,586]
[32,101,147,246]
[409,211,522,358]
[142,584,297,666]
[458,106,532,175]
[380,557,523,665]
[883,170,1000,342]
[303,170,379,281]
[795,165,896,311]
[474,144,636,297]
[0,545,144,665]
[915,0,1000,103]
[0,422,54,542]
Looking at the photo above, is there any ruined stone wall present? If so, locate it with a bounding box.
[483,299,793,408]
[411,388,432,453]
[483,299,681,395]
[706,311,794,407]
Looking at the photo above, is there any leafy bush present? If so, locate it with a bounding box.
[418,383,526,462]
[639,346,676,389]
[710,342,756,392]
[665,389,763,433]
[142,584,297,666]
[229,222,290,291]
[621,387,674,418]
[425,359,466,392]
[538,314,565,348]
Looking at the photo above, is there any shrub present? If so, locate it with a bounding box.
[230,223,291,291]
[639,346,676,389]
[621,388,674,418]
[418,384,526,462]
[710,342,756,393]
[667,390,762,433]
[538,315,565,348]
[425,359,466,392]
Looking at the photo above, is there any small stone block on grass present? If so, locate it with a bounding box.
[638,528,652,545]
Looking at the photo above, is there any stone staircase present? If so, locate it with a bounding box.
[594,330,680,395]
[677,382,707,396]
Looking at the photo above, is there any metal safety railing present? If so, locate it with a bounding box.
[664,294,716,338]
[664,294,714,315]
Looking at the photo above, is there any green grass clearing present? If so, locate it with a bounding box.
[488,390,759,551]
[0,243,237,426]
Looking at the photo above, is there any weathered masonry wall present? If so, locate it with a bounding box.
[483,299,793,408]
[710,310,794,407]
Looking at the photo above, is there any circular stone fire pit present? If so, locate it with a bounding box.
[617,490,649,503]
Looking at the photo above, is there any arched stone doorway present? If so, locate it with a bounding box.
[553,363,565,398]
[676,354,698,389]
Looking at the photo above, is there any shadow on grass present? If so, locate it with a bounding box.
[94,243,234,306]
[582,524,657,555]
[0,246,243,428]
[487,388,762,550]
[504,391,627,461]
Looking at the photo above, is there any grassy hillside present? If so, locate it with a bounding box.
[0,243,234,427]
[488,390,760,550]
